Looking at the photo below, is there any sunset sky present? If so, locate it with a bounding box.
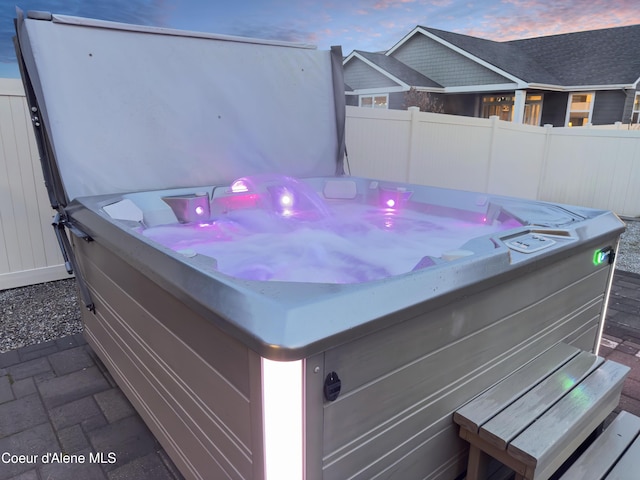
[2,0,640,78]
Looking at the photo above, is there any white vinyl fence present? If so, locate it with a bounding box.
[0,79,67,290]
[2,84,640,289]
[346,106,640,217]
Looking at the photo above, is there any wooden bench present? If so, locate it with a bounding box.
[559,410,640,479]
[453,343,630,480]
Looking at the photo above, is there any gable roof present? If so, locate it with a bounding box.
[354,50,442,89]
[418,26,562,86]
[348,23,640,92]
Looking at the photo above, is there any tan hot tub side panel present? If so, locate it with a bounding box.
[74,238,265,480]
[318,245,612,480]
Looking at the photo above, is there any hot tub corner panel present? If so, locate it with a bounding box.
[73,237,267,480]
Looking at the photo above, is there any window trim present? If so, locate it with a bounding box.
[565,92,595,127]
[359,94,389,109]
[631,92,640,124]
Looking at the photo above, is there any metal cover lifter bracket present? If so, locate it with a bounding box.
[52,212,95,313]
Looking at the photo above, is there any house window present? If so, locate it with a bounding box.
[482,95,514,121]
[631,93,640,124]
[481,94,543,125]
[360,95,388,109]
[523,94,543,126]
[566,92,594,127]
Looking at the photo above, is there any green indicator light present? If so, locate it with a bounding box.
[593,248,611,266]
[593,250,604,265]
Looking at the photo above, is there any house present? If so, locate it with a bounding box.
[344,24,640,127]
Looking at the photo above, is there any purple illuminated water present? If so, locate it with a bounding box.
[142,185,519,284]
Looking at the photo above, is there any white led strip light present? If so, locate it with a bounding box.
[262,358,304,479]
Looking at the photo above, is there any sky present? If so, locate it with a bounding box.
[2,0,640,78]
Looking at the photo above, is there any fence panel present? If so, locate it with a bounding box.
[0,79,67,290]
[346,106,640,217]
[538,128,640,215]
[485,120,547,200]
[406,111,493,193]
[345,107,412,182]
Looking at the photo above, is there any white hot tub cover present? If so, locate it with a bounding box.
[14,9,346,206]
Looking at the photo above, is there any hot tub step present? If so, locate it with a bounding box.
[558,410,640,480]
[454,342,630,480]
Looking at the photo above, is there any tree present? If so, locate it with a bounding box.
[403,87,444,113]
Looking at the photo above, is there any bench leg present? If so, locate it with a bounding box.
[466,444,491,480]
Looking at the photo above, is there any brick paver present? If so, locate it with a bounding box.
[0,334,182,480]
[600,272,640,421]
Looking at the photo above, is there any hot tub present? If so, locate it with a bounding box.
[15,11,625,480]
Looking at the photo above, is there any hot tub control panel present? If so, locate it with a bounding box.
[505,233,557,254]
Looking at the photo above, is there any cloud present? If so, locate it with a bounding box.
[230,23,318,45]
[372,0,416,10]
[430,0,453,6]
[466,0,640,40]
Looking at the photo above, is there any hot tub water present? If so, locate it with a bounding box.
[141,175,520,283]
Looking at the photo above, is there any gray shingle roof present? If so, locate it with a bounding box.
[419,24,640,87]
[355,50,442,88]
[508,24,640,86]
